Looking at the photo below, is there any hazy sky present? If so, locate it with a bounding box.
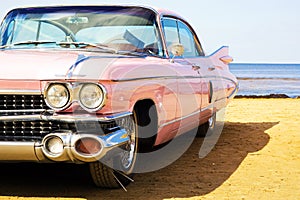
[0,0,299,63]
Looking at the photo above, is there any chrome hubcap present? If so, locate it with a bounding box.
[119,117,136,170]
[208,113,216,128]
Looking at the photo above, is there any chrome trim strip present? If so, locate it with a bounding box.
[159,104,214,128]
[0,115,43,121]
[112,75,238,84]
[0,109,53,113]
[228,82,239,99]
[113,75,199,82]
[0,90,41,95]
[202,104,215,111]
[0,112,132,122]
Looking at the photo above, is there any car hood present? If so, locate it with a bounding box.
[0,49,134,80]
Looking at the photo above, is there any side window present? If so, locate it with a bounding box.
[162,18,203,57]
[162,18,180,57]
[178,21,200,57]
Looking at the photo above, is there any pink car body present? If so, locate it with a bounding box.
[0,5,237,188]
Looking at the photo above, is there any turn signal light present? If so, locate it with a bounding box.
[220,56,233,64]
[75,138,101,155]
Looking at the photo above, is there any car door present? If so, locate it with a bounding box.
[161,18,203,134]
[175,19,212,113]
[176,20,230,114]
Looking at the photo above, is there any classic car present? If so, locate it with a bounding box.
[0,5,238,189]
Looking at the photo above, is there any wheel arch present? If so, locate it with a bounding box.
[133,99,158,151]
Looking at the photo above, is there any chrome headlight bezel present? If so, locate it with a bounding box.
[44,83,72,111]
[78,83,106,112]
[43,82,106,112]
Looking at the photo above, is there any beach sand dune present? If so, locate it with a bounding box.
[0,99,299,200]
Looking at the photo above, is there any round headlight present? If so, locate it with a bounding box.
[79,84,104,110]
[45,84,70,109]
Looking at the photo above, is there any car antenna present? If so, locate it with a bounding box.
[111,170,134,192]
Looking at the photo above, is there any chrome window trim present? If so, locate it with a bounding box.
[160,16,205,58]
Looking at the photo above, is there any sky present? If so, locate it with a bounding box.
[0,0,299,63]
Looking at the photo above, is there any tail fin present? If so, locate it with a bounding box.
[209,46,233,66]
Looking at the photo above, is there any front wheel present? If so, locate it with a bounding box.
[89,113,138,189]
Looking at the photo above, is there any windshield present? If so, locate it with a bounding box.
[0,6,163,56]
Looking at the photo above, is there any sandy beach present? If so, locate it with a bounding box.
[0,98,299,200]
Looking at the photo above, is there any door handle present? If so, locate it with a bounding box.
[208,66,215,71]
[192,65,200,70]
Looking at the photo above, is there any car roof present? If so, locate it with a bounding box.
[7,4,184,19]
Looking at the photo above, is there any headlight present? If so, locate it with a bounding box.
[45,84,70,109]
[79,83,105,111]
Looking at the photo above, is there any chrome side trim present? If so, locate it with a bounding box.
[228,82,239,99]
[0,111,132,122]
[201,104,215,112]
[0,90,41,95]
[112,75,200,82]
[159,104,214,128]
[112,75,237,83]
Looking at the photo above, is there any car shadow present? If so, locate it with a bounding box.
[0,121,277,200]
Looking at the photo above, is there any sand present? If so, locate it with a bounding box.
[0,98,299,200]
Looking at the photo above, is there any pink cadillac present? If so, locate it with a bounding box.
[0,5,238,189]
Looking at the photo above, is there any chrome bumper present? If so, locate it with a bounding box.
[0,112,131,163]
[0,128,129,163]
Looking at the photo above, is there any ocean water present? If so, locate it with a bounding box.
[229,63,300,98]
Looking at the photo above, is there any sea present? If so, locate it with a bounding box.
[229,63,300,98]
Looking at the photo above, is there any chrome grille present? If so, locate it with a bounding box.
[0,120,118,142]
[0,121,76,141]
[0,94,48,111]
[0,94,120,141]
